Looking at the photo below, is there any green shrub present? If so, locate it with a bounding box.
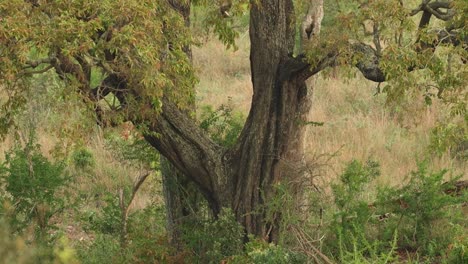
[429,120,467,159]
[78,234,123,264]
[230,237,307,264]
[446,235,467,264]
[376,162,466,258]
[125,205,181,263]
[325,159,466,263]
[182,208,244,263]
[0,141,67,236]
[0,218,37,264]
[79,200,179,264]
[71,147,95,170]
[83,192,122,234]
[328,159,387,258]
[0,218,79,264]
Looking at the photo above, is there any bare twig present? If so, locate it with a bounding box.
[21,65,54,75]
[24,57,56,68]
[119,171,151,248]
[291,225,334,264]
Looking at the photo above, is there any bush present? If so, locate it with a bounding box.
[0,141,67,236]
[78,234,123,264]
[429,119,467,159]
[325,159,466,263]
[328,159,388,259]
[83,191,122,235]
[71,147,95,170]
[0,218,37,264]
[181,208,244,263]
[230,237,307,264]
[79,204,181,264]
[0,217,79,264]
[377,162,466,258]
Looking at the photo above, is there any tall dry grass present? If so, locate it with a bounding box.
[1,34,465,204]
[193,37,466,187]
[193,31,252,113]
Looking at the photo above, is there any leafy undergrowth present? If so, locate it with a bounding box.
[1,135,466,263]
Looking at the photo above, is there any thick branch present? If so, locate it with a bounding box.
[411,1,453,19]
[352,43,386,82]
[21,65,54,75]
[143,99,225,209]
[51,51,91,91]
[285,53,338,82]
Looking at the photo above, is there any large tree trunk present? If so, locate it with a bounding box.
[225,0,314,241]
[144,0,325,243]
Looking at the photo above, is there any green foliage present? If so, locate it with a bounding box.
[78,198,175,263]
[230,237,306,264]
[83,192,122,235]
[377,162,466,257]
[193,0,250,49]
[446,235,467,264]
[332,159,380,209]
[182,208,244,263]
[0,217,80,264]
[429,117,467,159]
[72,147,95,170]
[78,234,123,264]
[326,159,466,263]
[124,205,179,263]
[329,159,392,260]
[199,103,245,147]
[105,130,160,169]
[0,139,67,234]
[0,0,197,132]
[304,0,467,119]
[0,218,37,264]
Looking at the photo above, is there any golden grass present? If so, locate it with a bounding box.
[306,77,466,186]
[0,35,465,205]
[193,37,467,187]
[193,31,253,113]
[69,130,158,212]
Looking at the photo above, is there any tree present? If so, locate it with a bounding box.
[1,0,466,243]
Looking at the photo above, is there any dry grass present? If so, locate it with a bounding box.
[1,35,465,209]
[193,31,252,113]
[67,130,158,212]
[306,76,466,186]
[193,37,466,188]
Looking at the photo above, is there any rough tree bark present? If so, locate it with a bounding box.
[145,0,326,242]
[161,0,203,247]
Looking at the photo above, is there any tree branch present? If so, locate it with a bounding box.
[410,1,453,17]
[352,43,386,82]
[143,99,225,208]
[284,53,338,82]
[24,57,56,68]
[21,65,54,75]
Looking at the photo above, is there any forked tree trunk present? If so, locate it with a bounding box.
[144,0,324,242]
[224,1,313,241]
